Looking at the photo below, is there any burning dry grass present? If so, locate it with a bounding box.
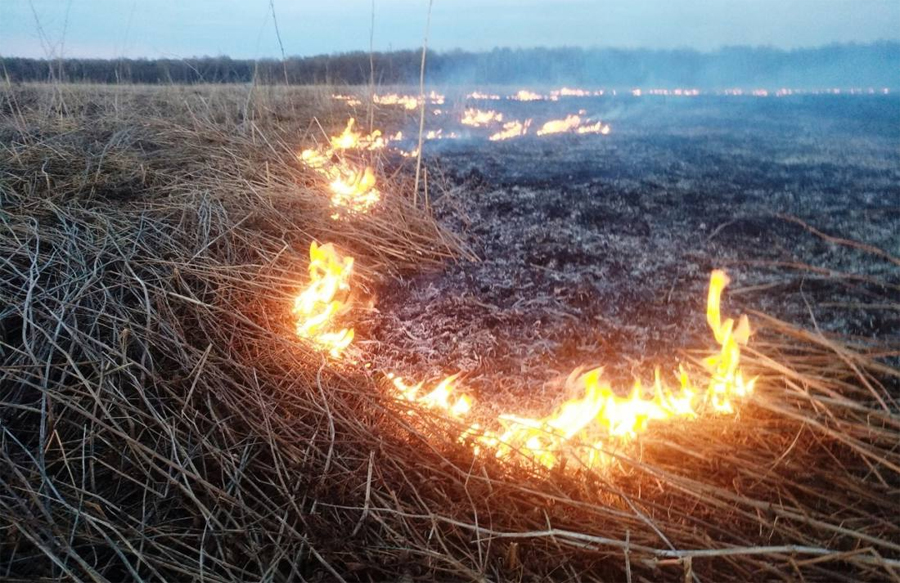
[1,84,899,582]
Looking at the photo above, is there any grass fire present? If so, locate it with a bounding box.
[1,4,899,581]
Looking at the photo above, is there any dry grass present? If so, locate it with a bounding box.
[1,83,898,582]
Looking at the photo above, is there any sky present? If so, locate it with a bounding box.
[2,0,899,60]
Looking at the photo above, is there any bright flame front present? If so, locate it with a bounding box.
[536,115,611,136]
[461,108,504,127]
[297,118,384,216]
[382,270,755,471]
[293,236,756,471]
[489,119,532,141]
[292,242,355,358]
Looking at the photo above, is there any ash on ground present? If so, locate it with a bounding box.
[361,96,900,412]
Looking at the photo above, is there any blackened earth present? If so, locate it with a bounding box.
[360,95,900,412]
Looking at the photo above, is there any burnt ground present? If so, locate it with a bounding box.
[361,95,900,413]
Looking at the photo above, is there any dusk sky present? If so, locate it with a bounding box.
[2,0,899,59]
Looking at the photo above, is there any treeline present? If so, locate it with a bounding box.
[2,43,898,87]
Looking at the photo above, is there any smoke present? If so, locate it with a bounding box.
[4,42,898,88]
[423,44,900,89]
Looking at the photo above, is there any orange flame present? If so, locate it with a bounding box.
[292,242,355,357]
[329,165,381,213]
[385,270,755,470]
[297,119,385,216]
[373,93,419,110]
[330,118,386,151]
[299,148,330,169]
[373,91,445,110]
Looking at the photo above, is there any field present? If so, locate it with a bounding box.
[1,83,899,582]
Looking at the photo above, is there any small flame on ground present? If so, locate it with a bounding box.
[373,93,419,110]
[577,121,611,135]
[467,91,502,100]
[511,90,544,101]
[461,108,504,127]
[536,115,583,136]
[291,238,754,472]
[332,94,363,107]
[489,119,532,141]
[330,118,386,151]
[329,165,381,213]
[536,115,611,136]
[373,91,445,110]
[424,129,460,140]
[292,242,355,358]
[297,118,384,216]
[551,87,592,98]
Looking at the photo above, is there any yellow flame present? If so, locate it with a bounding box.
[552,87,591,98]
[536,115,583,136]
[299,148,330,168]
[329,165,381,213]
[297,119,385,215]
[384,269,755,471]
[535,116,612,137]
[292,242,355,357]
[489,120,532,141]
[330,118,386,151]
[332,94,363,106]
[511,90,544,101]
[577,121,611,135]
[373,92,444,110]
[461,108,504,127]
[373,93,419,110]
[467,91,501,100]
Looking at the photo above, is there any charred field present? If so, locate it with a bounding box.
[1,84,899,582]
[370,93,900,413]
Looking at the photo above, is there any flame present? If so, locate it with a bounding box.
[535,115,611,137]
[536,115,583,136]
[292,242,355,357]
[383,269,755,470]
[329,165,381,213]
[489,119,532,141]
[467,91,501,100]
[332,94,363,107]
[510,90,544,101]
[373,93,419,110]
[297,119,385,215]
[373,92,445,110]
[330,118,386,151]
[388,373,473,418]
[300,148,330,169]
[577,121,611,135]
[551,87,591,98]
[424,129,460,140]
[461,108,504,127]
